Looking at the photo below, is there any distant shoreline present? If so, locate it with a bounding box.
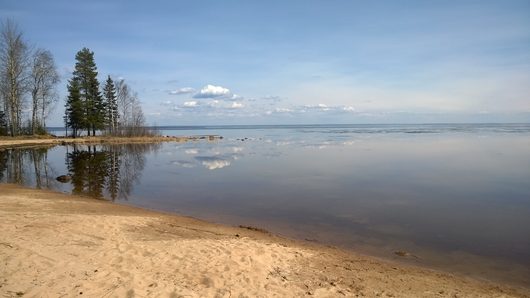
[0,135,222,149]
[1,183,529,297]
[44,122,530,131]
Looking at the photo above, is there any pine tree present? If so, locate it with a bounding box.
[103,76,118,133]
[64,78,83,137]
[71,48,104,136]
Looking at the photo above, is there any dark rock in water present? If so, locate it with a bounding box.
[394,251,408,257]
[56,175,72,183]
[394,250,419,259]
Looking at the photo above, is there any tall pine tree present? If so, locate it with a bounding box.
[68,48,104,136]
[103,76,118,133]
[64,78,83,137]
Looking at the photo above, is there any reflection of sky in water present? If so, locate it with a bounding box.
[3,124,530,285]
[164,142,246,170]
[148,126,530,269]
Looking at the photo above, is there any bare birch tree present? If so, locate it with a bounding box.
[0,19,30,136]
[115,78,131,126]
[29,48,59,134]
[113,79,151,136]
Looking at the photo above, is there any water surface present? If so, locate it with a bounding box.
[3,124,530,285]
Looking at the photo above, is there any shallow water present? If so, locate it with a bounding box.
[3,124,530,285]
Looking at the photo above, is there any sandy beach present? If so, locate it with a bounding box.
[0,135,220,149]
[0,184,528,297]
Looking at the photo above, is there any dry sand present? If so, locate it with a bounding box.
[1,184,529,297]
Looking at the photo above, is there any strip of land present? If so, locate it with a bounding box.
[0,135,220,148]
[1,184,529,297]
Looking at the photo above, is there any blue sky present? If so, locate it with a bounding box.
[2,0,529,125]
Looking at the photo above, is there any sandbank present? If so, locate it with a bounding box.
[0,135,220,149]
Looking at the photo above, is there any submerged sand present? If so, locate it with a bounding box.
[1,184,528,297]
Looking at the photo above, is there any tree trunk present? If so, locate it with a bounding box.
[31,95,37,134]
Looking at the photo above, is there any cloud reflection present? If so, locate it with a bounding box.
[185,149,199,155]
[171,160,196,168]
[195,156,231,170]
[170,135,357,171]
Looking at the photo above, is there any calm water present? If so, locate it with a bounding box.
[3,124,530,285]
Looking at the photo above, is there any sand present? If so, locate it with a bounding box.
[0,135,220,149]
[1,184,529,297]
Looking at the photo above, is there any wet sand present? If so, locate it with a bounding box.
[1,184,529,297]
[0,135,220,149]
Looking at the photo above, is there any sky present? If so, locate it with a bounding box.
[1,0,529,125]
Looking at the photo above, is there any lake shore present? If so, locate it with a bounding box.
[0,135,221,149]
[1,184,528,297]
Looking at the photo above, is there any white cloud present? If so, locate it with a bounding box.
[169,87,195,95]
[228,94,243,101]
[317,104,330,111]
[194,84,231,98]
[265,107,296,115]
[230,102,244,109]
[303,104,331,111]
[207,100,220,107]
[183,101,198,108]
[261,104,357,117]
[261,95,282,102]
[276,108,292,112]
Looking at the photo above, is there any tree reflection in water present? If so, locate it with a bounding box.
[66,143,160,200]
[0,147,58,188]
[0,143,159,201]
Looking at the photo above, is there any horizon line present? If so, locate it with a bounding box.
[45,122,530,130]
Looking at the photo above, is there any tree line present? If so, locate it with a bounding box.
[0,19,59,136]
[64,48,149,137]
[0,19,150,137]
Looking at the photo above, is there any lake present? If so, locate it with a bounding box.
[2,123,530,285]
